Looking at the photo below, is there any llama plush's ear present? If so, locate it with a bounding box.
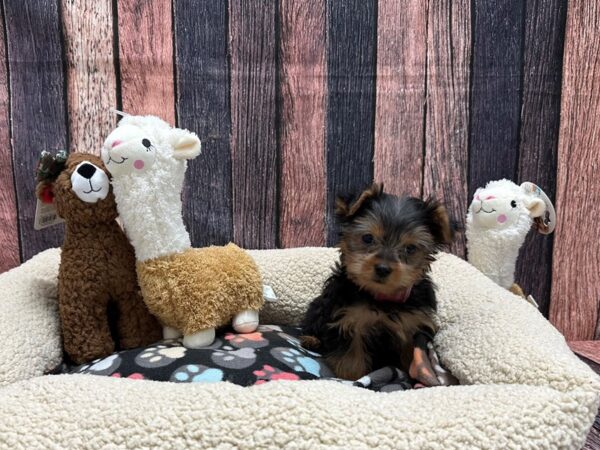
[171,131,201,160]
[524,197,546,218]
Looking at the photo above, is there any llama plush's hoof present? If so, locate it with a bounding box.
[183,328,216,348]
[232,309,259,334]
[163,326,182,340]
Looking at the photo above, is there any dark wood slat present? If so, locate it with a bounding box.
[515,0,567,317]
[374,0,426,198]
[423,0,471,258]
[118,0,175,123]
[175,0,232,247]
[61,0,117,154]
[4,0,66,261]
[550,2,600,341]
[0,4,19,272]
[229,0,277,249]
[326,0,377,245]
[278,0,326,248]
[468,0,524,195]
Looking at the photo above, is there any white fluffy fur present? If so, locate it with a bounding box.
[101,116,199,262]
[466,179,546,288]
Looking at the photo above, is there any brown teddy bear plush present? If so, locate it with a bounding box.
[36,152,162,364]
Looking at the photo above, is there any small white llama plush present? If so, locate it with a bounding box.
[466,179,546,291]
[101,115,264,348]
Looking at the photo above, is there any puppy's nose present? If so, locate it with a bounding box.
[375,264,392,278]
[77,163,96,179]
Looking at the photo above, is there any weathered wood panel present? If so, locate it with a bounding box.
[175,0,232,247]
[374,0,426,198]
[61,0,117,153]
[515,0,567,316]
[278,0,326,248]
[569,341,600,366]
[118,0,175,123]
[326,0,377,245]
[4,0,67,261]
[468,0,524,194]
[423,0,471,258]
[229,0,277,249]
[550,1,600,341]
[0,5,19,272]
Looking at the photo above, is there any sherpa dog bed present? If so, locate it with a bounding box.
[0,248,599,449]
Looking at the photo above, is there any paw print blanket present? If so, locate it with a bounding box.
[60,325,456,391]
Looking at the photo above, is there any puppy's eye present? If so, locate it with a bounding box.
[405,244,417,255]
[142,138,152,148]
[361,234,374,244]
[510,200,517,208]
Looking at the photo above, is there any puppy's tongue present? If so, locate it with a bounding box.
[373,286,412,303]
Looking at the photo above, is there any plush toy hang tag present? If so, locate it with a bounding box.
[263,284,278,303]
[520,182,556,234]
[34,198,64,230]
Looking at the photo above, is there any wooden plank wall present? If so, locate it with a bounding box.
[549,1,600,341]
[0,3,18,273]
[0,0,598,336]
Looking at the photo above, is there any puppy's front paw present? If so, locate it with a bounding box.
[300,335,321,350]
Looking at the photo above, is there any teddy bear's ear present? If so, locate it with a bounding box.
[171,130,201,160]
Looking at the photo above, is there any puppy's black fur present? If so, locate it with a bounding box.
[301,183,453,380]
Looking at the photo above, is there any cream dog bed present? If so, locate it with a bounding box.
[0,248,598,449]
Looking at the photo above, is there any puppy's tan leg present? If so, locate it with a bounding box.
[327,335,372,380]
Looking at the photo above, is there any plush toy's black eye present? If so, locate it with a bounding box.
[362,234,374,244]
[142,138,152,148]
[405,244,417,255]
[510,200,517,208]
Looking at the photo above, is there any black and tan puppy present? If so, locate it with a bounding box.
[301,183,453,382]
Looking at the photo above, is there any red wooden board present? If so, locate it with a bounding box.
[423,0,471,258]
[278,0,327,248]
[0,5,19,272]
[374,0,425,198]
[118,0,175,123]
[550,1,600,341]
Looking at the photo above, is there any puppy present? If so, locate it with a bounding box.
[301,183,453,381]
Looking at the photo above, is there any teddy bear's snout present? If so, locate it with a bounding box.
[77,163,96,179]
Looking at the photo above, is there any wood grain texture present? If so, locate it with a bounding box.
[326,0,377,245]
[0,4,19,272]
[278,0,326,248]
[468,0,524,195]
[374,0,426,198]
[175,0,232,247]
[550,1,600,341]
[423,0,471,258]
[515,0,567,316]
[118,0,175,123]
[61,0,117,153]
[4,0,66,260]
[569,341,600,366]
[229,0,277,249]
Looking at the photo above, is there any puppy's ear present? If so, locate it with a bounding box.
[335,182,383,220]
[424,198,454,245]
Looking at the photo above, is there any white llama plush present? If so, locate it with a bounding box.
[466,179,547,292]
[101,115,264,348]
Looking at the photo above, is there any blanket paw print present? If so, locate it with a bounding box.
[253,364,300,384]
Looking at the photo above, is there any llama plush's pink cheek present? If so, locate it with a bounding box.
[497,214,507,223]
[133,160,145,170]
